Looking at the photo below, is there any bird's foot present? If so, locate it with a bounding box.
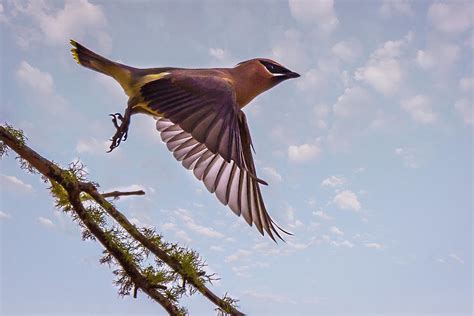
[108,111,130,152]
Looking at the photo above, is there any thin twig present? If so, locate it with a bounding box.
[102,190,146,199]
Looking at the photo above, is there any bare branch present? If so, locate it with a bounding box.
[102,190,146,199]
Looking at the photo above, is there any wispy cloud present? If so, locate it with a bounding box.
[379,0,413,18]
[1,174,33,192]
[449,253,464,264]
[262,167,282,183]
[365,242,384,250]
[225,249,252,263]
[174,209,225,239]
[6,0,111,51]
[394,147,419,168]
[0,211,12,220]
[321,175,346,188]
[428,2,473,34]
[400,95,437,124]
[38,216,55,228]
[333,190,361,211]
[288,144,320,162]
[355,33,412,95]
[288,0,338,33]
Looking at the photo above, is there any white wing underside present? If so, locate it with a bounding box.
[156,117,278,238]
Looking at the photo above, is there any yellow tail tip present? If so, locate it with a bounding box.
[70,48,81,65]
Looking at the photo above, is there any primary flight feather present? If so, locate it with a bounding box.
[70,40,300,241]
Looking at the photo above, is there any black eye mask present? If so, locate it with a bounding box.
[259,60,291,75]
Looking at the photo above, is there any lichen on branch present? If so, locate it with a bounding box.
[0,124,243,316]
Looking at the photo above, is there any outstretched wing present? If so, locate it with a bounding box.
[156,117,287,241]
[139,73,266,185]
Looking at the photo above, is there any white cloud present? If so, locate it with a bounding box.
[0,174,33,192]
[365,242,384,250]
[161,222,177,231]
[459,77,474,92]
[331,39,361,63]
[313,210,331,220]
[449,253,464,264]
[333,190,361,211]
[436,258,446,264]
[285,205,304,229]
[340,240,354,248]
[225,249,252,263]
[379,0,413,17]
[355,33,412,95]
[355,58,402,96]
[243,289,296,304]
[209,245,224,252]
[16,61,54,95]
[262,167,282,183]
[75,137,110,154]
[321,175,346,188]
[174,209,225,238]
[465,33,474,49]
[272,29,308,69]
[329,226,344,236]
[454,99,473,125]
[0,211,11,220]
[428,2,473,34]
[209,47,231,62]
[288,0,338,32]
[327,86,375,150]
[415,50,434,70]
[416,42,460,72]
[333,86,371,118]
[313,104,329,129]
[322,234,354,248]
[400,95,437,124]
[288,144,320,162]
[16,61,67,110]
[394,147,419,168]
[9,0,111,51]
[175,230,192,243]
[297,68,326,91]
[38,216,54,228]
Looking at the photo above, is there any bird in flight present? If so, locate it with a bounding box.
[70,40,300,241]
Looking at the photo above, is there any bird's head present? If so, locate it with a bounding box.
[236,58,300,83]
[233,58,300,106]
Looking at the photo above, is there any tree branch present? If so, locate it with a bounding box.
[102,190,146,199]
[0,125,244,316]
[81,182,244,315]
[0,126,183,315]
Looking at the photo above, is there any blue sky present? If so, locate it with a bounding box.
[0,0,472,315]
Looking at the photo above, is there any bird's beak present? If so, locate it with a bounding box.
[284,71,300,79]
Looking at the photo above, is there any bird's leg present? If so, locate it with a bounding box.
[107,106,132,152]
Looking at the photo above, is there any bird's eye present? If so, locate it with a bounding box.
[260,61,288,75]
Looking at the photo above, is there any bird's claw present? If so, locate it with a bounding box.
[108,111,130,152]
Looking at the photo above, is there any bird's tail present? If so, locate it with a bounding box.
[70,40,133,93]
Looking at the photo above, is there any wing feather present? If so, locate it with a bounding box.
[154,118,287,241]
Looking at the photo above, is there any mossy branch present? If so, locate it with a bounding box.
[0,124,243,316]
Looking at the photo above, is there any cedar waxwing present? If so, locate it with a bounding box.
[70,40,300,241]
